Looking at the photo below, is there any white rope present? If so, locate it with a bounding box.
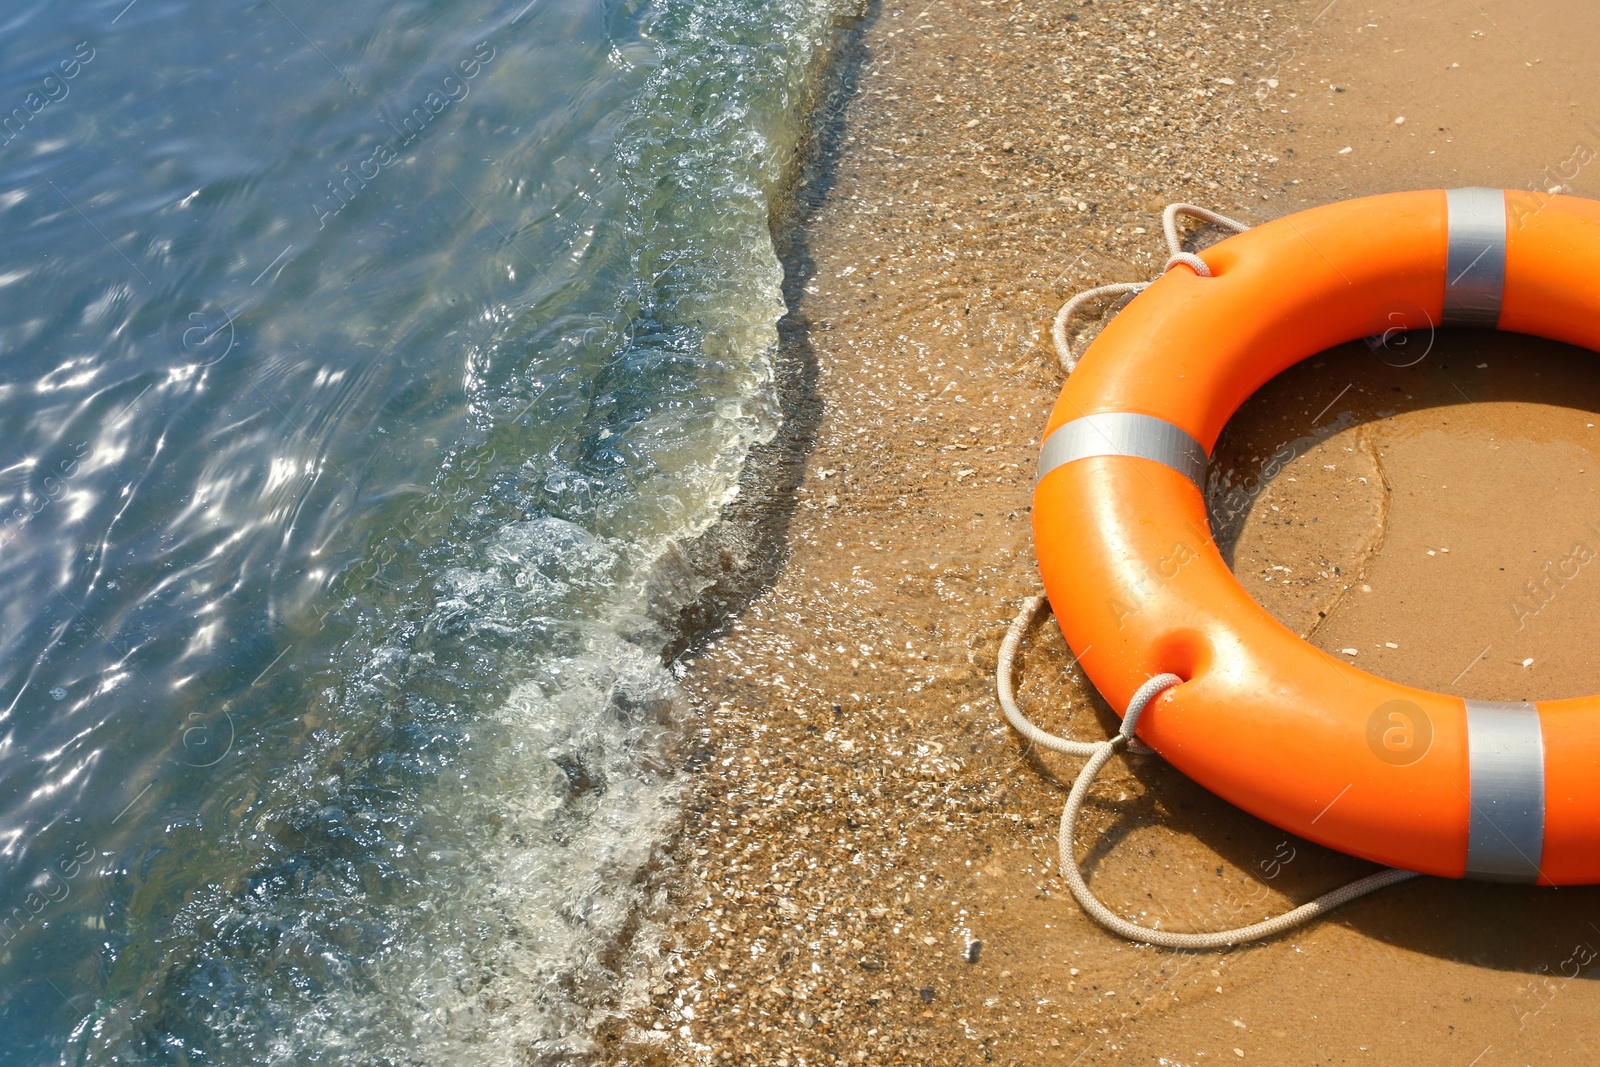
[997,595,1100,756]
[1161,202,1251,268]
[998,595,1153,757]
[1051,201,1254,373]
[1049,282,1148,375]
[998,595,1423,948]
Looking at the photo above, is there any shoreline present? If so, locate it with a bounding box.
[653,0,870,664]
[608,0,1600,1064]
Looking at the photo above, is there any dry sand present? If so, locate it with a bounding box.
[606,1,1600,1063]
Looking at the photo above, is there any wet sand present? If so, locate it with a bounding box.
[608,1,1600,1063]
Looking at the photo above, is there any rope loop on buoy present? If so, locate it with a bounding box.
[997,595,1421,949]
[1051,201,1252,372]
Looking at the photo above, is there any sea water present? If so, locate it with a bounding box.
[0,0,847,1061]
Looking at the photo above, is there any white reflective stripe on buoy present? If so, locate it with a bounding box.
[1036,412,1207,491]
[1444,187,1507,328]
[1463,698,1544,883]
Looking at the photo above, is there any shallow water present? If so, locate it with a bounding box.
[0,0,847,1061]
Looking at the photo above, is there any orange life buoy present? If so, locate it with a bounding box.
[1034,188,1600,885]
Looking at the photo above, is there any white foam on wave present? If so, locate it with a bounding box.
[61,0,856,1060]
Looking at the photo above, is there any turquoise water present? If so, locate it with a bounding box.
[0,0,847,1061]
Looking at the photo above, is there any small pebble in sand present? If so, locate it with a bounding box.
[1338,146,1353,154]
[1341,648,1358,656]
[1385,642,1398,649]
[1523,658,1535,667]
[1394,116,1406,124]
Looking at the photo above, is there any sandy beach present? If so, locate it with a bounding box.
[606,1,1600,1063]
